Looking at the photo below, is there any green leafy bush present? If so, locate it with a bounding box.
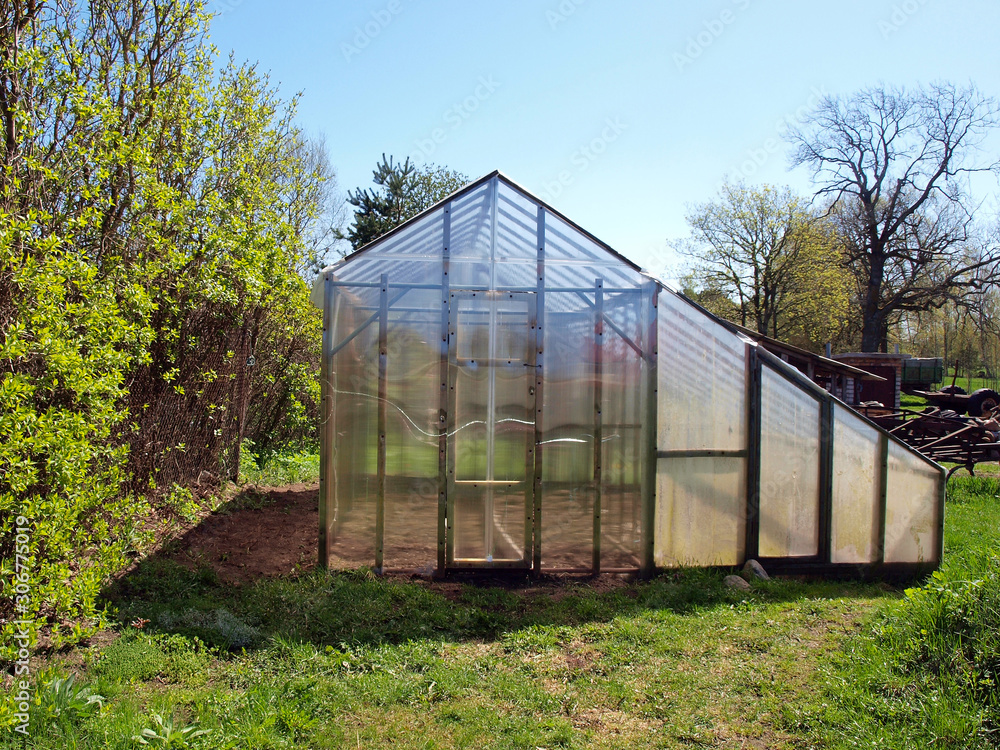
[888,557,1000,723]
[1,0,332,655]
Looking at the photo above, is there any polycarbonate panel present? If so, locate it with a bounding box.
[831,406,880,564]
[382,294,440,570]
[540,485,594,569]
[884,442,941,563]
[542,211,643,287]
[496,182,538,262]
[326,289,377,567]
[600,311,644,569]
[540,296,593,569]
[337,206,445,267]
[657,290,747,451]
[449,259,491,289]
[334,258,443,294]
[758,367,821,558]
[655,457,746,566]
[453,482,527,561]
[494,261,537,290]
[450,181,493,262]
[541,297,593,479]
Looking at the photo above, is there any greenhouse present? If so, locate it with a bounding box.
[311,171,944,577]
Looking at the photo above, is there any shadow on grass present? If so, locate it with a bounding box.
[100,486,909,654]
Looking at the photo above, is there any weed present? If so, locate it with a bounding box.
[32,672,104,734]
[134,713,210,748]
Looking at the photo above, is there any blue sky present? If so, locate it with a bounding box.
[207,0,1000,282]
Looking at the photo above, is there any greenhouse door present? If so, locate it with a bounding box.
[447,290,536,568]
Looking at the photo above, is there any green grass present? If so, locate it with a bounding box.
[238,442,320,486]
[5,476,1000,749]
[792,472,1000,748]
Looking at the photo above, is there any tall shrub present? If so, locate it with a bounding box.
[0,0,331,655]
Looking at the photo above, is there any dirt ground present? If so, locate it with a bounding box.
[165,482,638,594]
[169,483,321,584]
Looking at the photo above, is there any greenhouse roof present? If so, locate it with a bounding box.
[311,171,655,309]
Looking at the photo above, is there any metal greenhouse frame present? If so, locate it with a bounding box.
[311,171,945,578]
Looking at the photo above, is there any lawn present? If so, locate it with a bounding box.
[4,472,1000,749]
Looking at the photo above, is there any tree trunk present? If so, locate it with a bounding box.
[859,250,885,352]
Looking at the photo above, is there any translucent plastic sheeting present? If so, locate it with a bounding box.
[325,289,377,567]
[496,181,538,262]
[329,209,446,288]
[657,290,747,452]
[452,483,527,561]
[758,366,821,558]
[540,290,645,569]
[449,260,492,290]
[830,405,881,564]
[542,210,644,291]
[494,261,538,290]
[381,293,440,570]
[449,181,493,261]
[884,442,942,563]
[600,315,644,569]
[313,176,654,304]
[655,457,746,566]
[541,297,594,484]
[540,295,594,569]
[539,485,594,569]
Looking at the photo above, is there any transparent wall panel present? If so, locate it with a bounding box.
[759,367,821,558]
[496,182,538,262]
[884,442,942,563]
[600,298,644,569]
[655,457,746,566]
[370,205,445,257]
[449,259,491,290]
[450,181,493,262]
[382,293,441,570]
[831,406,881,563]
[543,211,644,289]
[494,261,537,290]
[327,289,378,567]
[539,484,595,569]
[452,482,526,561]
[540,294,594,569]
[336,257,444,291]
[332,208,445,285]
[657,290,747,452]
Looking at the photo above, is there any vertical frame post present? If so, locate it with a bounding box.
[375,273,389,573]
[875,433,889,565]
[318,272,335,568]
[437,205,451,574]
[639,280,658,576]
[818,396,835,564]
[935,469,946,566]
[745,347,762,562]
[446,292,458,566]
[524,293,537,567]
[592,279,604,574]
[532,206,546,574]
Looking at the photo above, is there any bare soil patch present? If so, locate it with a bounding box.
[163,482,637,597]
[169,483,319,584]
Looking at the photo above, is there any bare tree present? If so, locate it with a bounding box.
[789,82,1000,352]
